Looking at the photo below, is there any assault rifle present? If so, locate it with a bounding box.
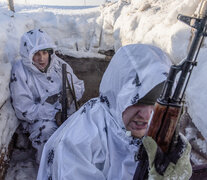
[133,1,207,179]
[56,63,79,126]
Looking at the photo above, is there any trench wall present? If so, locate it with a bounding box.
[58,54,111,104]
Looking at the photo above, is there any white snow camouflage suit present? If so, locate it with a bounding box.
[37,44,171,179]
[10,29,84,163]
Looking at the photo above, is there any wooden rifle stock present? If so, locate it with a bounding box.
[147,102,181,153]
[133,103,181,180]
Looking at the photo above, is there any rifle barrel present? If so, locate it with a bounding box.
[61,64,68,122]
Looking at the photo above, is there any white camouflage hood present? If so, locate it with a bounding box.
[100,44,172,129]
[20,29,56,71]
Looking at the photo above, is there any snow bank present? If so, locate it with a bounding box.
[100,0,207,141]
[99,0,206,141]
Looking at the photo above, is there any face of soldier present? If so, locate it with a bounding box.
[32,50,49,71]
[122,104,154,138]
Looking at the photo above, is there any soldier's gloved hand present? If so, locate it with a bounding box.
[55,111,62,127]
[142,133,192,180]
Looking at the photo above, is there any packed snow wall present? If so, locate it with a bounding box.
[0,46,18,179]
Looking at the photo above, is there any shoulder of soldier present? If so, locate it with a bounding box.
[11,60,27,80]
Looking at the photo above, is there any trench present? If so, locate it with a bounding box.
[3,52,113,180]
[3,52,207,179]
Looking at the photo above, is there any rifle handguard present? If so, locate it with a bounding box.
[147,102,181,153]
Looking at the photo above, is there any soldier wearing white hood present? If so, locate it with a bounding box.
[10,29,84,163]
[37,44,192,179]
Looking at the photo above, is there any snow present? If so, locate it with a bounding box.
[0,0,207,178]
[2,0,118,6]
